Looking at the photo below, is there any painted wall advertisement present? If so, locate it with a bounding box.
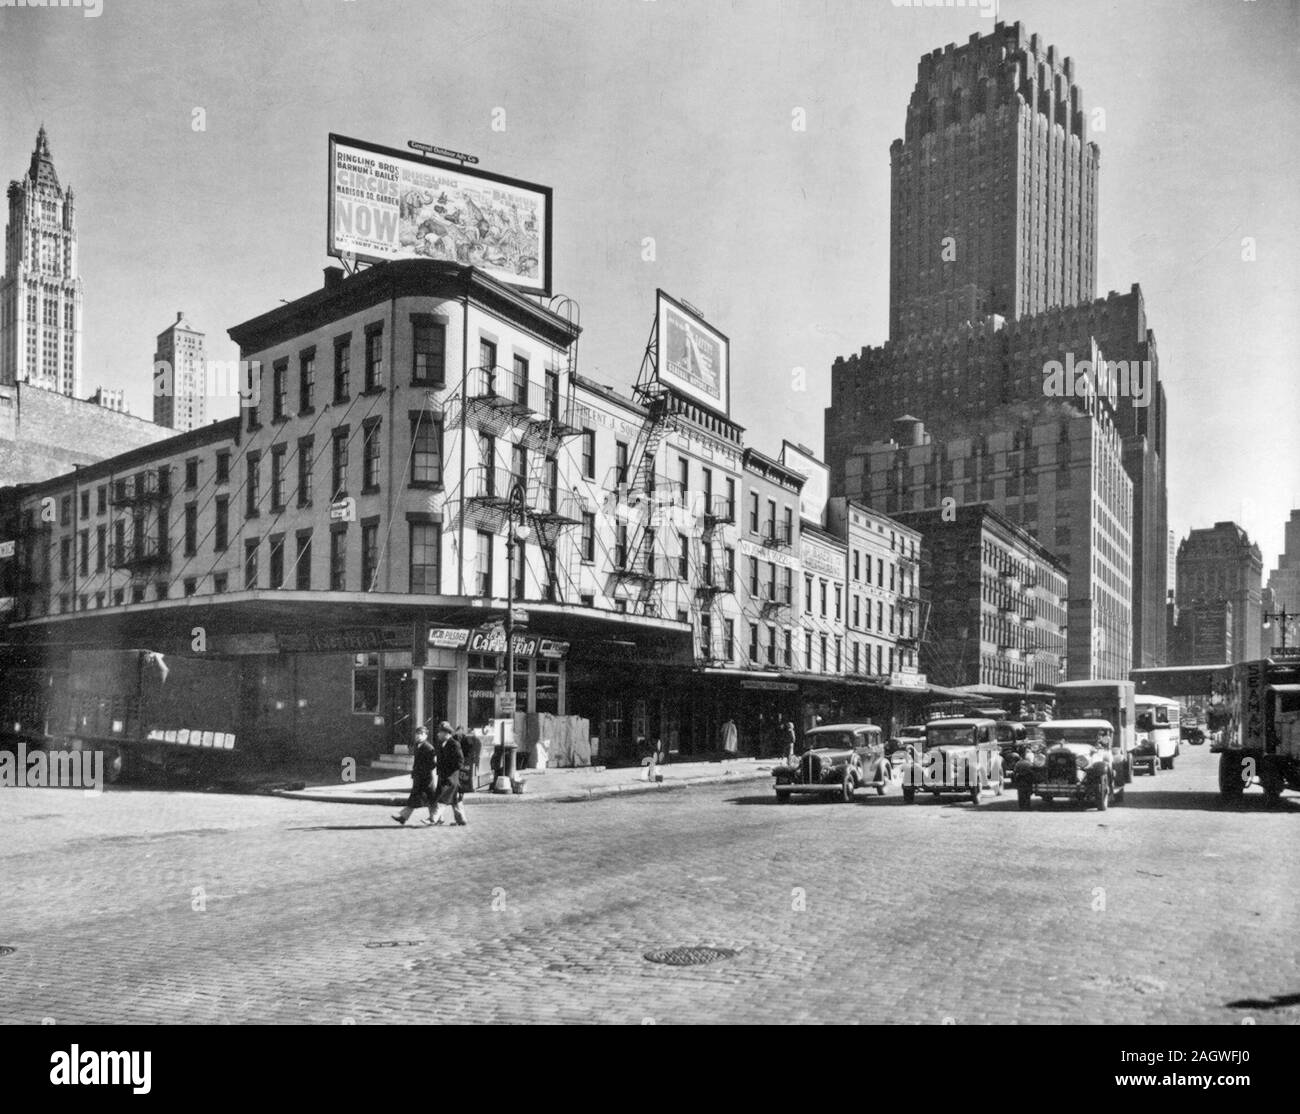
[781,441,829,526]
[328,134,552,295]
[801,538,844,579]
[656,290,730,416]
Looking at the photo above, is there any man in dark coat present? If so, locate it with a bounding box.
[392,725,437,825]
[430,722,468,826]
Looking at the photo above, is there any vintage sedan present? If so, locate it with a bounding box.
[1012,718,1131,811]
[900,717,1003,804]
[773,724,890,803]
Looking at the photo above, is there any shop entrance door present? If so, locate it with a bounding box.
[422,670,450,732]
[382,668,414,751]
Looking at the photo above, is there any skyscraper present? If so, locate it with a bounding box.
[1173,522,1263,664]
[153,311,207,431]
[1266,509,1300,615]
[1,127,83,396]
[826,21,1169,677]
[888,27,1098,341]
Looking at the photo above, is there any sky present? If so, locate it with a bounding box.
[2,0,1298,570]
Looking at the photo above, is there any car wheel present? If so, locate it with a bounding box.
[840,775,855,804]
[1218,753,1246,801]
[1166,755,1175,771]
[902,785,916,803]
[1017,787,1031,810]
[1261,759,1284,806]
[969,776,982,805]
[775,789,791,803]
[1096,778,1110,811]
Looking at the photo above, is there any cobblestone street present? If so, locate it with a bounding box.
[2,742,1297,1025]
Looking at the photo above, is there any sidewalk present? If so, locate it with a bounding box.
[273,756,780,806]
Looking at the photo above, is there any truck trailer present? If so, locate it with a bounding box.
[1210,653,1300,804]
[1,648,242,782]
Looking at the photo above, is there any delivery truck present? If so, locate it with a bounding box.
[1210,652,1300,804]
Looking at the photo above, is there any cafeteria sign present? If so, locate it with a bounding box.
[434,627,569,660]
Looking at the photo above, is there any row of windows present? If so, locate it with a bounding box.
[47,523,446,609]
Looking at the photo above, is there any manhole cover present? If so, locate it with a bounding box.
[0,946,15,958]
[644,946,736,967]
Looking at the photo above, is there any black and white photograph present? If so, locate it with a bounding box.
[1,0,1297,1082]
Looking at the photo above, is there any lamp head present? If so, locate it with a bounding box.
[515,522,532,541]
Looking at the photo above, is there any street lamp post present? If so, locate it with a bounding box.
[496,481,531,792]
[1263,607,1294,652]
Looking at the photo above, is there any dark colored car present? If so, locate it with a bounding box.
[995,721,1044,782]
[774,724,890,803]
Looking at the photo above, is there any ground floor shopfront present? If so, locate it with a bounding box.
[563,665,959,765]
[1,591,692,769]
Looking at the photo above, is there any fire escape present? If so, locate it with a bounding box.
[441,297,585,601]
[607,382,679,616]
[691,493,736,664]
[109,468,173,579]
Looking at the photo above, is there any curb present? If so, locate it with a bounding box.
[273,767,775,807]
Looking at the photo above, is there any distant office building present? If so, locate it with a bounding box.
[1168,599,1234,667]
[86,386,128,414]
[153,311,206,431]
[1173,522,1262,663]
[1,127,83,397]
[1266,509,1300,615]
[892,503,1068,692]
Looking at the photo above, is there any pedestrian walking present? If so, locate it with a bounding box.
[782,718,797,764]
[392,725,436,825]
[430,722,468,826]
[721,716,738,756]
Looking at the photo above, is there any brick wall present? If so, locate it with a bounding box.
[0,383,169,487]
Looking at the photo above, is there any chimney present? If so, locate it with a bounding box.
[324,266,345,290]
[176,311,184,323]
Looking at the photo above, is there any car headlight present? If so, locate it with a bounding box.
[1076,755,1089,770]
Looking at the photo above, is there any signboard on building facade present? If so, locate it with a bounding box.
[739,539,800,572]
[0,540,14,559]
[781,441,829,526]
[279,626,410,653]
[434,626,570,660]
[328,134,553,295]
[656,290,730,416]
[801,537,844,580]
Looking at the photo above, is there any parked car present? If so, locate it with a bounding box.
[774,724,890,803]
[1180,722,1205,746]
[1012,719,1131,811]
[900,717,1003,804]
